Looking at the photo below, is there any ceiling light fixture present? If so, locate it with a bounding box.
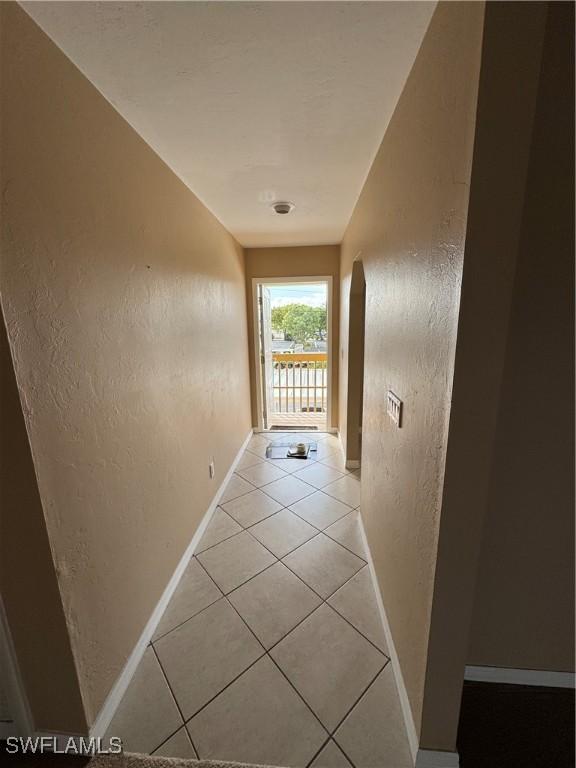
[271,201,295,215]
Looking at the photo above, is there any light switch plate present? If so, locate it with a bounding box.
[387,391,402,427]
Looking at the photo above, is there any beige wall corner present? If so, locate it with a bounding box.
[339,0,485,743]
[420,0,561,752]
[0,3,251,729]
[466,1,575,677]
[244,245,340,429]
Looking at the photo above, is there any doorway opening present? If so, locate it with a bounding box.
[345,261,366,467]
[253,277,332,432]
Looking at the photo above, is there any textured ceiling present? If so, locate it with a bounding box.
[22,2,435,247]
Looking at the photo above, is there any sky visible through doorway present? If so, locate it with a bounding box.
[269,283,326,308]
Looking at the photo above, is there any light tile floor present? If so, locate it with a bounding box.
[106,433,413,768]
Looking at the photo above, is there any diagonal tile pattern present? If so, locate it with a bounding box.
[195,507,242,553]
[219,473,255,503]
[323,473,361,508]
[282,533,365,599]
[152,557,222,640]
[196,530,276,593]
[152,727,197,759]
[266,456,317,473]
[187,656,327,766]
[310,739,353,767]
[262,474,316,506]
[270,604,386,730]
[324,508,366,558]
[293,462,345,489]
[235,451,267,471]
[328,567,389,653]
[237,461,287,487]
[110,435,411,767]
[249,508,317,558]
[222,488,282,527]
[105,646,182,754]
[319,452,355,474]
[334,665,413,767]
[228,561,321,649]
[154,598,264,720]
[290,490,353,530]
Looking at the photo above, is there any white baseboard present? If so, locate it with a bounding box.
[465,665,575,689]
[89,429,253,738]
[415,749,460,767]
[357,517,420,764]
[358,519,460,767]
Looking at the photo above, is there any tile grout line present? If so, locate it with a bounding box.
[222,478,357,545]
[305,735,357,768]
[267,560,388,659]
[153,518,381,664]
[194,519,242,555]
[149,643,200,760]
[329,659,390,737]
[116,442,367,764]
[220,476,259,505]
[279,508,366,562]
[274,490,354,524]
[304,735,333,768]
[222,473,356,536]
[184,652,268,738]
[162,556,271,736]
[154,539,385,760]
[329,662,395,766]
[154,519,381,657]
[319,514,367,561]
[193,551,354,759]
[150,586,223,644]
[153,454,375,761]
[238,525,388,659]
[223,472,354,533]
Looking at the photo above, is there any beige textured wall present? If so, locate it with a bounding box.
[339,1,484,739]
[420,2,553,750]
[467,1,575,674]
[245,246,340,429]
[0,3,251,730]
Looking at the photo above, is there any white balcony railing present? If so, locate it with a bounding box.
[272,353,328,414]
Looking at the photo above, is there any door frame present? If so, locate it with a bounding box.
[0,596,34,737]
[251,276,333,432]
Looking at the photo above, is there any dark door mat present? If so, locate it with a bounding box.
[457,681,575,767]
[266,441,317,459]
[269,425,318,430]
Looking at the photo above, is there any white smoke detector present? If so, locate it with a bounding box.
[271,201,295,215]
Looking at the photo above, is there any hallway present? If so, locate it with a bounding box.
[106,433,412,767]
[2,3,573,764]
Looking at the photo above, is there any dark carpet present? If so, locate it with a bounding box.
[457,681,575,768]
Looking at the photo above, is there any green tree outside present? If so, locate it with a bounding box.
[271,303,327,345]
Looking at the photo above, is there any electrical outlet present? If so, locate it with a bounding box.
[387,391,402,427]
[208,460,215,479]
